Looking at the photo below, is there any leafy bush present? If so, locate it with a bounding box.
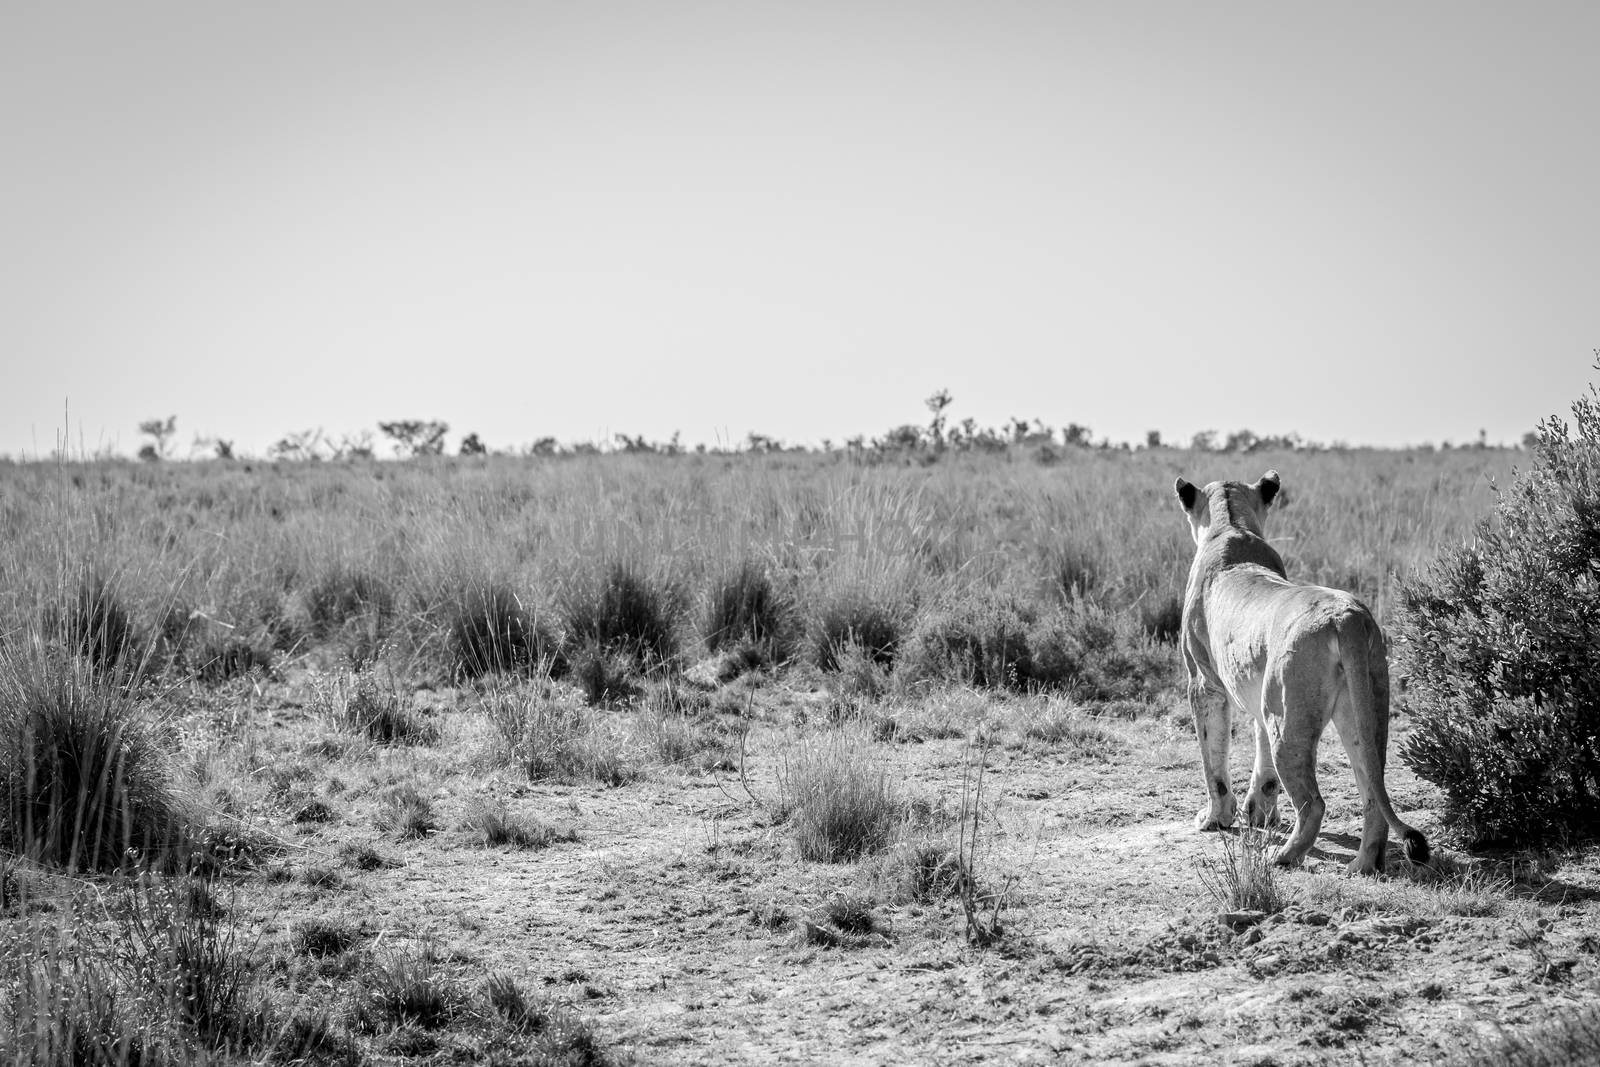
[0,648,186,870]
[897,593,1036,690]
[1396,376,1600,845]
[445,583,560,679]
[1027,600,1174,702]
[562,562,679,664]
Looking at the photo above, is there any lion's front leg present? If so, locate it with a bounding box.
[1189,677,1236,831]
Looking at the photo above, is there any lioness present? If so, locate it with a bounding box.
[1174,470,1428,875]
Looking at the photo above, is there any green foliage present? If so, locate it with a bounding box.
[1396,374,1600,845]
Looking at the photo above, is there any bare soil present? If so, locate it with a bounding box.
[27,671,1600,1066]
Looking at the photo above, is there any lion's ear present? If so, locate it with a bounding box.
[1175,478,1198,511]
[1257,470,1281,507]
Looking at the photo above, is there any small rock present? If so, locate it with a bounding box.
[1221,910,1268,930]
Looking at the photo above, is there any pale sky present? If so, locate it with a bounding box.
[3,2,1596,458]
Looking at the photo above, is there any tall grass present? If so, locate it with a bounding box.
[0,642,187,871]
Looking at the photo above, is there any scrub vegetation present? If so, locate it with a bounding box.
[2,403,1596,1064]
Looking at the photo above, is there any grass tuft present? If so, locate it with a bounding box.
[1198,827,1287,915]
[0,646,187,871]
[316,670,438,745]
[375,785,438,839]
[777,732,904,862]
[356,945,465,1031]
[445,582,559,679]
[562,561,680,665]
[704,560,793,659]
[482,689,636,786]
[457,797,578,849]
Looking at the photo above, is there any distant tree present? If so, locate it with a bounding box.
[378,419,449,457]
[745,432,783,454]
[334,431,375,460]
[1523,430,1541,449]
[459,432,487,456]
[137,415,177,461]
[1062,423,1093,447]
[1145,429,1163,449]
[528,437,561,457]
[1190,429,1218,452]
[270,428,326,462]
[926,389,953,451]
[1224,428,1261,453]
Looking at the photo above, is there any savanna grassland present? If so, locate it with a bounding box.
[3,444,1598,1066]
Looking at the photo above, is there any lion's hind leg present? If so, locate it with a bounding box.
[1244,689,1282,829]
[1269,672,1326,868]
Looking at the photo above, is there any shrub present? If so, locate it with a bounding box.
[1395,376,1600,845]
[569,642,639,706]
[777,732,903,862]
[897,593,1036,690]
[445,583,560,679]
[0,648,186,870]
[562,562,679,664]
[704,560,793,658]
[1027,600,1174,702]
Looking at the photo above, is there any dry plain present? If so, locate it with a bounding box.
[2,447,1596,1065]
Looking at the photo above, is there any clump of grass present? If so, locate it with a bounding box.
[569,641,640,707]
[484,972,610,1063]
[316,670,438,745]
[270,1010,362,1067]
[481,689,636,786]
[0,645,187,871]
[54,575,138,674]
[1138,591,1184,644]
[444,582,560,679]
[375,785,438,839]
[883,841,970,903]
[1014,703,1127,758]
[339,840,400,870]
[303,560,394,636]
[0,875,275,1063]
[356,945,465,1032]
[562,561,680,664]
[291,917,361,957]
[457,797,577,849]
[776,732,904,862]
[828,642,892,704]
[704,560,793,660]
[291,797,335,824]
[188,633,273,684]
[1198,827,1287,915]
[808,583,910,671]
[1459,1004,1600,1066]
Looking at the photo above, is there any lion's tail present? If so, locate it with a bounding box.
[1340,614,1430,866]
